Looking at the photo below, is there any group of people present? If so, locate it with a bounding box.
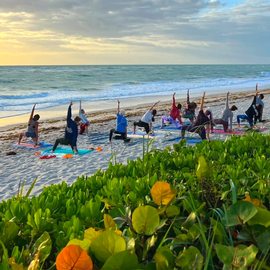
[18,85,267,154]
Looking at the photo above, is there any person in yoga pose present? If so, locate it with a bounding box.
[183,89,197,123]
[79,100,90,136]
[109,100,131,143]
[18,103,40,147]
[52,101,81,154]
[181,92,212,140]
[160,93,182,128]
[213,92,238,132]
[133,101,160,135]
[255,84,265,121]
[237,88,266,129]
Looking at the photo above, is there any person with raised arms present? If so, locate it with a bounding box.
[213,92,238,132]
[255,83,265,121]
[182,89,197,123]
[160,93,182,128]
[18,103,40,147]
[237,88,267,129]
[181,92,211,141]
[52,101,81,154]
[79,100,90,137]
[133,101,160,135]
[109,100,131,143]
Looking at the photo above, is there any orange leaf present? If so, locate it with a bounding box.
[56,245,93,270]
[151,181,176,205]
[34,152,40,156]
[243,192,262,207]
[62,154,74,159]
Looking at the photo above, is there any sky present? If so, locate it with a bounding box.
[0,0,270,65]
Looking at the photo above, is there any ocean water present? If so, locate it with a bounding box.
[1,65,270,118]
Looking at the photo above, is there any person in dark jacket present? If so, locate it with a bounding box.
[237,89,264,129]
[52,101,81,154]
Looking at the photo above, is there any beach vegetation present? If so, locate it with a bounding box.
[1,133,270,269]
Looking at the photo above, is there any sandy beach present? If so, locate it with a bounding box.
[1,88,270,202]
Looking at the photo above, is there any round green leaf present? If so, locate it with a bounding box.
[224,201,258,226]
[176,246,203,269]
[91,230,126,263]
[101,250,139,270]
[154,247,175,270]
[132,206,160,235]
[165,205,180,217]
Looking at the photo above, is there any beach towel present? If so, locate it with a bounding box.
[12,142,53,149]
[43,147,93,155]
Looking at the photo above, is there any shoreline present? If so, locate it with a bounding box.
[1,87,270,140]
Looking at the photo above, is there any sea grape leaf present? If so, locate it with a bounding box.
[223,201,258,226]
[56,245,93,270]
[257,232,270,254]
[196,156,210,180]
[165,205,180,217]
[1,221,19,243]
[84,227,103,242]
[8,257,24,270]
[132,205,160,235]
[101,250,139,270]
[151,181,176,206]
[181,212,196,231]
[175,246,203,270]
[143,235,157,260]
[91,230,126,263]
[154,247,175,270]
[31,231,52,263]
[233,245,258,267]
[104,214,116,231]
[243,192,263,207]
[216,244,235,265]
[67,239,91,251]
[248,207,270,227]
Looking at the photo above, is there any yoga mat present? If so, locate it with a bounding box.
[173,137,202,143]
[127,131,163,138]
[207,129,245,135]
[43,147,93,155]
[12,142,53,149]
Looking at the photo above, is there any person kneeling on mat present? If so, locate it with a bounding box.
[52,101,81,154]
[133,101,160,135]
[109,100,131,143]
[18,103,40,147]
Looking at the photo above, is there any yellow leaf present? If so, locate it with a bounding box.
[243,192,263,207]
[84,228,103,242]
[151,181,175,206]
[196,156,209,179]
[104,214,116,231]
[9,258,24,270]
[114,230,123,236]
[67,239,91,251]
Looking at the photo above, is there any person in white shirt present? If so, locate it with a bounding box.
[133,101,160,134]
[78,100,90,137]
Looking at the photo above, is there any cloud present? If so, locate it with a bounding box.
[0,0,270,64]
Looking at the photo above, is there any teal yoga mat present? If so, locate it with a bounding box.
[43,147,93,155]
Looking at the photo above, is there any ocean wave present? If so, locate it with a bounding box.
[260,72,270,78]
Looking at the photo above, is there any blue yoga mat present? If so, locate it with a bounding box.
[127,131,162,138]
[43,147,93,155]
[173,137,202,144]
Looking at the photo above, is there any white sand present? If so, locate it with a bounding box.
[1,89,270,201]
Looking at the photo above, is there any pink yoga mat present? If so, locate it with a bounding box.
[207,129,244,135]
[12,142,52,149]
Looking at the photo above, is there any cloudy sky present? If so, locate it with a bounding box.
[0,0,269,65]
